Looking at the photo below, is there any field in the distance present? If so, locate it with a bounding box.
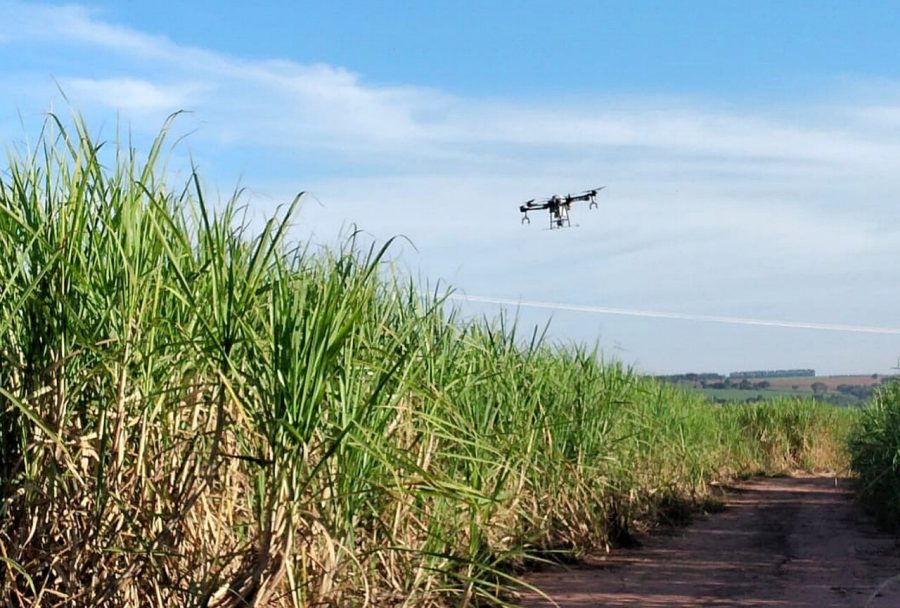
[765,375,885,390]
[661,374,894,407]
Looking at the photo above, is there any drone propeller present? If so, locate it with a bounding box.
[576,186,606,196]
[578,186,605,208]
[520,198,535,223]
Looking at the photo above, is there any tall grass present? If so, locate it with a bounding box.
[0,115,855,607]
[849,381,900,529]
[722,398,856,475]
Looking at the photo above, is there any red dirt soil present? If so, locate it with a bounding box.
[518,477,900,607]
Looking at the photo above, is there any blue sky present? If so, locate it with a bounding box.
[57,1,900,96]
[3,1,900,374]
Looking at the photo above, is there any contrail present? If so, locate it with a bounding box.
[447,294,900,336]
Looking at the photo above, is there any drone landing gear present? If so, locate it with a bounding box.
[521,212,530,224]
[550,207,571,229]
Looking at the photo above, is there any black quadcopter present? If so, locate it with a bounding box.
[519,187,606,229]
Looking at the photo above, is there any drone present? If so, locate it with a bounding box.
[519,186,606,229]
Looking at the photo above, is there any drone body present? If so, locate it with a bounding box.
[519,187,605,229]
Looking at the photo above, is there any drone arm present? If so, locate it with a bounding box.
[567,187,606,208]
[520,203,550,213]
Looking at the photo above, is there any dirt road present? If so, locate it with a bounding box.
[519,477,900,607]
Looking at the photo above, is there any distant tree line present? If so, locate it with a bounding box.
[658,369,817,384]
[714,379,770,390]
[656,373,725,383]
[728,369,815,379]
[656,375,773,390]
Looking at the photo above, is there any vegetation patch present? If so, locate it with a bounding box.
[849,381,900,529]
[0,116,857,607]
[660,372,890,407]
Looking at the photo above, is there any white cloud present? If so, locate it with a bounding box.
[6,2,899,168]
[1,3,194,62]
[61,77,202,115]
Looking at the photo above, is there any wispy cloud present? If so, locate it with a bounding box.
[61,77,203,115]
[6,2,900,168]
[449,294,900,336]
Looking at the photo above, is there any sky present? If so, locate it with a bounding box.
[2,1,900,375]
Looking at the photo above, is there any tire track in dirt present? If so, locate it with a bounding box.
[518,477,900,607]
